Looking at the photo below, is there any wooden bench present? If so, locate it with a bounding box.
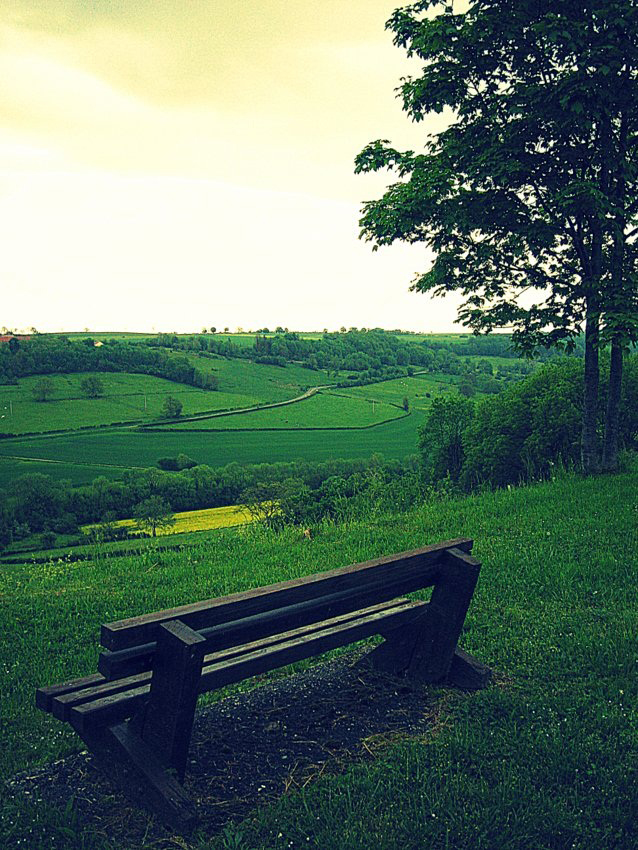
[36,537,491,830]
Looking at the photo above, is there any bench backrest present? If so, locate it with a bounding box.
[98,537,473,680]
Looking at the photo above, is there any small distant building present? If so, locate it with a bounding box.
[94,340,104,347]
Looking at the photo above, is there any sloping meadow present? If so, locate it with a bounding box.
[1,467,636,849]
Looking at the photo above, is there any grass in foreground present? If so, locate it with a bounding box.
[1,468,636,848]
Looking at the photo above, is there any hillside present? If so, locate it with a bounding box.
[1,468,636,849]
[0,330,533,486]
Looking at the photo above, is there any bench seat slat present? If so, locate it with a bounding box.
[101,538,472,650]
[99,567,440,681]
[69,598,427,734]
[55,598,420,720]
[36,672,105,713]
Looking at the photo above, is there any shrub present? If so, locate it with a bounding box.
[161,396,183,419]
[80,375,104,398]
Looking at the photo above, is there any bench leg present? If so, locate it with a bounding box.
[138,619,207,781]
[368,547,491,688]
[70,620,206,831]
[75,721,198,831]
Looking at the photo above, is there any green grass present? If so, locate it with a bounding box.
[0,469,636,848]
[166,391,405,430]
[331,373,458,412]
[0,413,427,486]
[178,354,334,402]
[0,529,224,564]
[0,373,255,435]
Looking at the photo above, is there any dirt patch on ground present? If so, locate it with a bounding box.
[8,650,444,847]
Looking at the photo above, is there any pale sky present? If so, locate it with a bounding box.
[0,0,463,333]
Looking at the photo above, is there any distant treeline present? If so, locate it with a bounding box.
[0,453,426,547]
[149,328,556,383]
[0,330,581,393]
[0,336,218,390]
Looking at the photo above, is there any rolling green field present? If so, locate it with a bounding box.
[178,354,334,401]
[0,373,256,435]
[1,469,636,849]
[0,336,509,487]
[165,391,406,430]
[0,412,427,486]
[330,373,458,412]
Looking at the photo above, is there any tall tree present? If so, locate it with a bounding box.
[356,0,638,473]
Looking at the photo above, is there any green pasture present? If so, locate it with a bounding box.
[1,469,636,849]
[0,454,130,486]
[332,374,458,412]
[181,353,334,401]
[60,332,158,341]
[0,373,256,435]
[166,391,405,431]
[0,528,222,564]
[395,332,474,345]
[0,413,426,486]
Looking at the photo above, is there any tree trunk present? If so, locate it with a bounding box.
[581,302,600,474]
[602,339,623,472]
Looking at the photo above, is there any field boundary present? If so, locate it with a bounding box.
[137,384,333,429]
[144,411,412,434]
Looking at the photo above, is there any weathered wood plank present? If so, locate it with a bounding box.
[366,603,443,676]
[61,599,416,721]
[406,546,481,682]
[98,568,444,680]
[76,722,197,832]
[101,538,472,650]
[139,620,206,781]
[70,599,427,734]
[445,647,492,690]
[36,672,105,713]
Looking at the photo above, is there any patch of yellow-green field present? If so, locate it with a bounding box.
[83,504,253,537]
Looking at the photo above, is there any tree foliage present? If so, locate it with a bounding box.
[32,377,54,402]
[80,375,104,398]
[133,496,175,538]
[356,0,638,471]
[161,396,183,419]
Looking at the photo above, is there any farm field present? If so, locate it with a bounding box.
[331,373,458,412]
[0,411,428,486]
[0,373,256,435]
[83,504,252,536]
[0,527,232,565]
[163,390,406,430]
[1,469,636,849]
[0,506,253,564]
[179,353,335,401]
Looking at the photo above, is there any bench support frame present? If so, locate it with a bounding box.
[368,547,491,688]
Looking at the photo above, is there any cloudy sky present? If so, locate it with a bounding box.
[0,0,462,333]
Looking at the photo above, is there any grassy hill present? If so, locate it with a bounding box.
[0,372,253,435]
[164,391,406,430]
[0,331,529,485]
[0,411,428,487]
[1,467,636,848]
